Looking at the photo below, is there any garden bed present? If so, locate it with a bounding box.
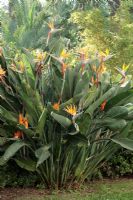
[1,178,133,200]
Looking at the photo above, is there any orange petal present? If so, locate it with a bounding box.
[24,118,28,129]
[100,100,107,111]
[19,114,24,124]
[14,131,23,139]
[53,103,60,111]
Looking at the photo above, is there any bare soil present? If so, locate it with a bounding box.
[0,177,133,200]
[0,188,49,200]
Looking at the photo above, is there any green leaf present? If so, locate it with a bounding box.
[85,87,117,116]
[126,110,133,120]
[0,137,7,146]
[77,113,91,135]
[65,68,75,97]
[81,86,100,109]
[1,141,28,165]
[35,145,51,168]
[112,138,133,151]
[65,133,89,147]
[36,107,47,136]
[51,112,72,128]
[105,106,128,119]
[17,125,34,137]
[105,89,133,110]
[0,106,17,124]
[14,158,36,172]
[95,118,127,130]
[60,93,82,109]
[74,75,88,97]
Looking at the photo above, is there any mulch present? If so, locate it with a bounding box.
[0,188,48,200]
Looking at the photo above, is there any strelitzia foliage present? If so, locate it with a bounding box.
[0,46,133,188]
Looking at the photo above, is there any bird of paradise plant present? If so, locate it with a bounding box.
[0,45,133,189]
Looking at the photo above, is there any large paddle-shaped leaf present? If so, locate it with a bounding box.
[35,145,51,168]
[0,106,17,124]
[0,141,28,165]
[36,107,48,136]
[51,112,72,128]
[112,138,133,151]
[85,87,117,116]
[14,158,36,172]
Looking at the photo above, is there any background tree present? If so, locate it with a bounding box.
[2,0,50,48]
[70,0,133,71]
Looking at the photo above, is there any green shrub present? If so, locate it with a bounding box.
[0,161,40,188]
[0,43,133,189]
[100,149,133,178]
[70,0,133,71]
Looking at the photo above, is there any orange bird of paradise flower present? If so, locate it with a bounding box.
[60,49,69,60]
[61,63,67,77]
[19,114,28,128]
[100,100,107,111]
[91,76,99,87]
[0,67,6,81]
[14,131,23,139]
[60,50,69,77]
[47,22,54,45]
[53,102,60,111]
[14,114,28,139]
[47,22,62,45]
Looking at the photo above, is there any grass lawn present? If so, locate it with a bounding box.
[13,179,133,200]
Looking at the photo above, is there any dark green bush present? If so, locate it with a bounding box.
[0,161,41,188]
[101,149,133,178]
